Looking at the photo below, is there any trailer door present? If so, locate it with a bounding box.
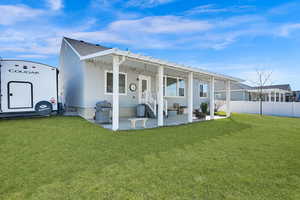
[8,81,33,109]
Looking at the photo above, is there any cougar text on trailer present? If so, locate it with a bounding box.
[0,60,58,117]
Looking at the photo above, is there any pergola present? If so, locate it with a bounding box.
[80,48,242,131]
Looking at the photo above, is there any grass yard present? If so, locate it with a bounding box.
[0,114,300,200]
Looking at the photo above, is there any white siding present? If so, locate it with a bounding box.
[59,40,85,107]
[83,61,158,108]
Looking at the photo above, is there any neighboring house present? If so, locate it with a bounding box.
[215,82,252,101]
[250,84,292,102]
[293,91,300,102]
[216,83,293,102]
[59,37,242,130]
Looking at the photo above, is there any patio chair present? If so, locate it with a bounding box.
[173,103,187,114]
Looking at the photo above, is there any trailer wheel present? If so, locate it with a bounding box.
[35,101,53,116]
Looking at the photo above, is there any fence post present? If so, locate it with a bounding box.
[292,101,295,117]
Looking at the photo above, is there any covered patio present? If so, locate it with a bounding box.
[81,48,241,131]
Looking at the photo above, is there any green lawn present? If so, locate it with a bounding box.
[0,114,300,200]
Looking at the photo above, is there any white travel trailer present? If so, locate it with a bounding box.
[0,60,58,117]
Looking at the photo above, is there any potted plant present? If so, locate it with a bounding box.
[200,102,208,115]
[194,103,208,120]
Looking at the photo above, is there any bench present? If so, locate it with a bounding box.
[128,118,148,128]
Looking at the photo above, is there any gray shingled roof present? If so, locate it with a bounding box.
[252,84,291,91]
[233,83,253,90]
[64,37,111,57]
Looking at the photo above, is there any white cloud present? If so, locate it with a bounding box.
[47,0,63,11]
[109,16,213,34]
[186,4,228,15]
[278,23,300,36]
[268,1,299,15]
[126,0,175,8]
[0,5,44,25]
[90,0,114,9]
[216,15,264,28]
[185,4,254,15]
[18,54,48,59]
[66,16,214,49]
[0,2,299,59]
[0,12,273,56]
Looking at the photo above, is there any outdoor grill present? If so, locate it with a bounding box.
[95,101,112,123]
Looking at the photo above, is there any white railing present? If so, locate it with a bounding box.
[141,91,157,116]
[140,91,169,117]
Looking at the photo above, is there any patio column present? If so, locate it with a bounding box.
[157,65,164,126]
[112,55,125,131]
[269,92,271,102]
[112,55,119,131]
[226,80,231,117]
[210,76,215,120]
[188,72,193,123]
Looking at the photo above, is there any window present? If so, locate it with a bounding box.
[166,77,177,96]
[276,92,279,102]
[105,71,127,94]
[163,76,185,97]
[199,83,208,97]
[271,92,275,102]
[178,79,185,97]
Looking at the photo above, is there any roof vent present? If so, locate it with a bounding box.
[80,40,84,43]
[95,44,100,46]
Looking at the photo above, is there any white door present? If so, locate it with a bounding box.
[8,82,33,109]
[139,75,151,103]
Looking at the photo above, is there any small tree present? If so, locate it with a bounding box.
[249,70,273,116]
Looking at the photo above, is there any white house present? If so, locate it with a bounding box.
[59,37,242,130]
[216,83,293,102]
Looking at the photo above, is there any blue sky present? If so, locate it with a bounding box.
[1,0,300,89]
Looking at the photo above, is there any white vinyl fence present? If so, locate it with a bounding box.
[218,101,300,118]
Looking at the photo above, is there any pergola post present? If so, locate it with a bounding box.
[226,80,231,117]
[188,72,193,123]
[210,76,215,120]
[112,55,125,131]
[157,65,164,126]
[112,55,119,131]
